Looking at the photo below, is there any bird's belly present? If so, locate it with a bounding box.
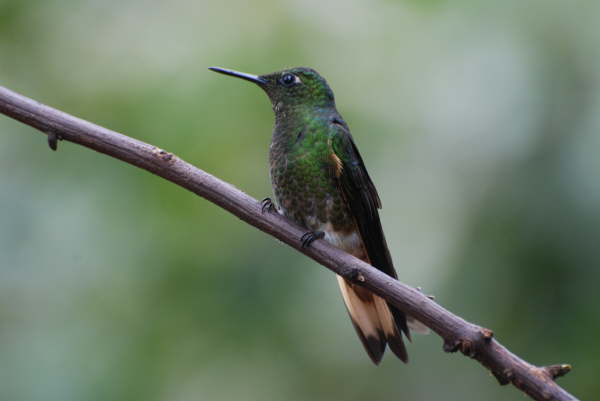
[271,148,361,254]
[275,189,352,232]
[273,185,365,258]
[318,222,364,254]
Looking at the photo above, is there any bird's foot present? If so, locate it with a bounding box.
[300,230,325,248]
[261,197,276,214]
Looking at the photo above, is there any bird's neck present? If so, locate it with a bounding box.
[271,104,335,152]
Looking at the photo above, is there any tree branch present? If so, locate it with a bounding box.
[0,86,578,401]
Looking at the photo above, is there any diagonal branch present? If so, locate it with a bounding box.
[0,86,578,401]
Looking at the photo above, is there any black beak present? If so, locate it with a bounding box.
[209,67,267,85]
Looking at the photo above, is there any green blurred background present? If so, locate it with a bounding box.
[1,0,598,400]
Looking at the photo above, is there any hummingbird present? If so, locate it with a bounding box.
[209,66,421,364]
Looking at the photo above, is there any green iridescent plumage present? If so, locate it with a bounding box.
[210,66,415,364]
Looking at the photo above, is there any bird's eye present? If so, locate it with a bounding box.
[280,73,297,87]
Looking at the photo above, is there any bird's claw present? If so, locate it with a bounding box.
[300,230,325,248]
[261,197,276,214]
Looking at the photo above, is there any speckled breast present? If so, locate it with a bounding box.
[269,136,354,235]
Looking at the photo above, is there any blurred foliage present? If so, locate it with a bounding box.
[1,0,599,400]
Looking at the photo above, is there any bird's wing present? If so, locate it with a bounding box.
[329,118,411,362]
[329,118,397,281]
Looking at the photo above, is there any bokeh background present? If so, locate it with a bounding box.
[1,1,599,400]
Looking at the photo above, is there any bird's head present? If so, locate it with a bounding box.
[209,66,335,112]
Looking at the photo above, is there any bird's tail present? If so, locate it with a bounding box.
[336,275,408,364]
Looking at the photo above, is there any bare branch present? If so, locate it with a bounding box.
[0,86,578,401]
